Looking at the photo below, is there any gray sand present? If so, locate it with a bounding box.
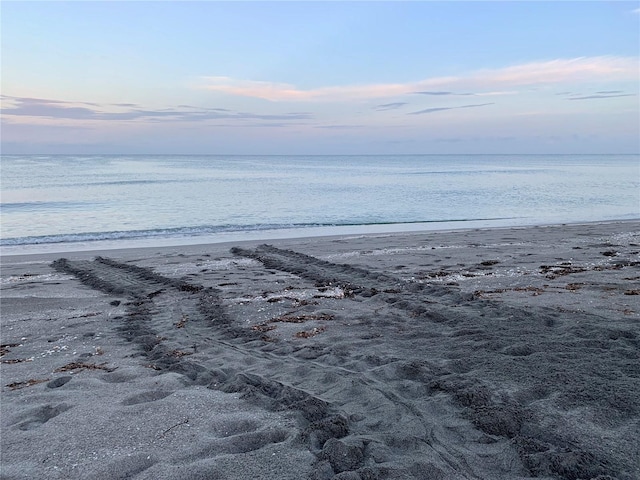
[1,222,639,479]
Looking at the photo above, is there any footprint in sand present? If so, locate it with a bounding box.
[11,403,73,431]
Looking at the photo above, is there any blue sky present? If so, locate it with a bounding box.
[2,1,639,154]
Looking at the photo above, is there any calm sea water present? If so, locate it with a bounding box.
[1,154,638,253]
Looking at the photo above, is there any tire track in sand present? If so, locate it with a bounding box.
[53,250,633,479]
[52,256,520,479]
[231,245,634,480]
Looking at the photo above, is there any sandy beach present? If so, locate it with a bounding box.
[1,221,639,480]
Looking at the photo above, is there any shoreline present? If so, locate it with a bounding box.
[2,217,638,260]
[2,221,639,479]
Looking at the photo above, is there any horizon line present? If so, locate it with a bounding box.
[2,152,639,157]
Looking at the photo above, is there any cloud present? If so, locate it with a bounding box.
[207,122,304,128]
[315,124,365,129]
[202,76,410,102]
[0,96,101,107]
[408,107,453,115]
[374,102,407,111]
[567,93,636,100]
[234,111,312,121]
[176,104,231,112]
[201,56,639,102]
[414,91,474,96]
[434,136,517,144]
[0,96,313,123]
[408,103,494,115]
[414,90,515,97]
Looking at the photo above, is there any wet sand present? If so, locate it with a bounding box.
[1,221,639,480]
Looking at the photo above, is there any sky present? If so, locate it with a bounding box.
[1,1,639,155]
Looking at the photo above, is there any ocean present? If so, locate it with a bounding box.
[1,154,638,254]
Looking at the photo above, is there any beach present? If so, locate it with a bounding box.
[1,221,639,479]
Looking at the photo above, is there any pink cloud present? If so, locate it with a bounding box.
[202,56,639,102]
[202,76,409,101]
